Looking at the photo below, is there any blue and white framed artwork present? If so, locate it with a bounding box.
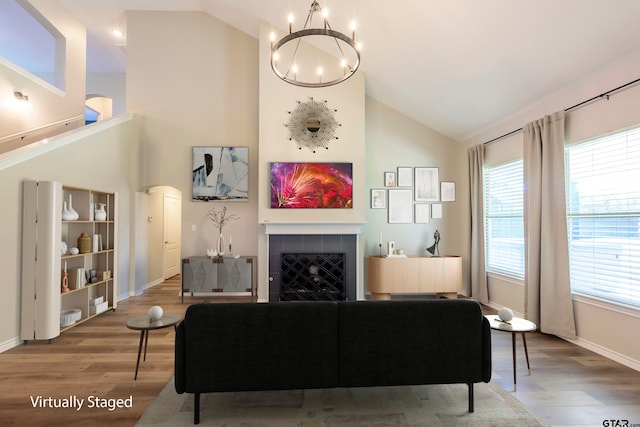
[192,147,249,201]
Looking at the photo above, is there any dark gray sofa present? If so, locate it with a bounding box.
[175,299,492,424]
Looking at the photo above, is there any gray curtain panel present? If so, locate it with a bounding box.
[468,145,488,303]
[523,111,576,339]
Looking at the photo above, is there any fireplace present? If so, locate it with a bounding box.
[268,233,357,302]
[280,252,346,301]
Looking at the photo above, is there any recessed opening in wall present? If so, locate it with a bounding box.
[85,95,113,124]
[0,0,66,91]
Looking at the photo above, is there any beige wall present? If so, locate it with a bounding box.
[126,11,259,289]
[0,0,85,139]
[0,118,134,349]
[462,50,640,369]
[87,73,126,116]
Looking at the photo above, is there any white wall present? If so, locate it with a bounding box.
[462,50,640,369]
[126,11,259,288]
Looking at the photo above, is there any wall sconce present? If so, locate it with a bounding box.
[14,91,29,102]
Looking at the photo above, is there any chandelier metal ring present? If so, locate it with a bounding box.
[271,29,360,88]
[270,1,361,88]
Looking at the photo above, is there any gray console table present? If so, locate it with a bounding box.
[181,256,256,302]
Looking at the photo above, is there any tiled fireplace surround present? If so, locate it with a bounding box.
[264,223,364,302]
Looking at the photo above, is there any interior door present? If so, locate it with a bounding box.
[163,193,181,279]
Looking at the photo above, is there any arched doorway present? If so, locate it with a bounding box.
[85,94,113,124]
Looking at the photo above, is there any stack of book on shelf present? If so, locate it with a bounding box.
[68,267,86,290]
[89,296,108,315]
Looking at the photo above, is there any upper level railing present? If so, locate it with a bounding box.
[0,113,134,172]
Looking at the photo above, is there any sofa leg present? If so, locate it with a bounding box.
[468,383,474,413]
[194,393,200,424]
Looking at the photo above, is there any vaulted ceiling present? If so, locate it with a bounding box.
[57,0,640,142]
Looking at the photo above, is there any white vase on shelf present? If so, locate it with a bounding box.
[62,201,76,221]
[67,194,79,220]
[94,203,107,221]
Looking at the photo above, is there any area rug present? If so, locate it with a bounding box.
[136,378,545,426]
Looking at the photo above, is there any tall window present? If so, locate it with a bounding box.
[484,160,524,278]
[566,127,640,308]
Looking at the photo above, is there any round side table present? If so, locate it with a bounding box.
[485,314,537,391]
[126,313,182,380]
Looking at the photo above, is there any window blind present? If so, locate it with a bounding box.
[566,127,640,307]
[484,160,524,278]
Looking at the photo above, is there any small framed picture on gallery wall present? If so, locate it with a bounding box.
[431,203,443,219]
[371,189,386,209]
[414,167,439,201]
[397,167,413,187]
[384,171,396,187]
[441,182,456,202]
[388,189,413,223]
[415,203,430,223]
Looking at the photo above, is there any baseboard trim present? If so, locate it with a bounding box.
[144,278,164,291]
[567,336,640,372]
[0,336,23,353]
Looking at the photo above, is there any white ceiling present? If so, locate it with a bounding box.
[56,0,640,142]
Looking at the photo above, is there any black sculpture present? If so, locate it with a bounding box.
[426,230,441,257]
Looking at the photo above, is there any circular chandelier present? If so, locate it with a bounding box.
[270,1,361,88]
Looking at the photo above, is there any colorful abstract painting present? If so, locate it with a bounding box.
[270,162,353,208]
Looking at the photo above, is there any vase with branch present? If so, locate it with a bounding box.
[206,206,238,257]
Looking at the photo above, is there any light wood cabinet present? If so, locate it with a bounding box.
[366,255,462,300]
[22,181,117,342]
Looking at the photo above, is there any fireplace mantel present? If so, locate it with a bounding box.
[262,222,365,235]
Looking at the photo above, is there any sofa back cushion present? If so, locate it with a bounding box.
[338,299,488,387]
[176,301,338,393]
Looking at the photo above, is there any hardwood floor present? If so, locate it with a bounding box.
[0,276,220,427]
[1,278,639,426]
[485,312,640,426]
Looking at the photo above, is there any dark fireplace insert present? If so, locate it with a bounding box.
[280,253,346,301]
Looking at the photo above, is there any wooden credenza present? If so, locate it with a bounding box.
[366,255,462,300]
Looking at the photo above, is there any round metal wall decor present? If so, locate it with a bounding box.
[285,97,341,152]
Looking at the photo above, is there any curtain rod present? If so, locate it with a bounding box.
[483,77,640,146]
